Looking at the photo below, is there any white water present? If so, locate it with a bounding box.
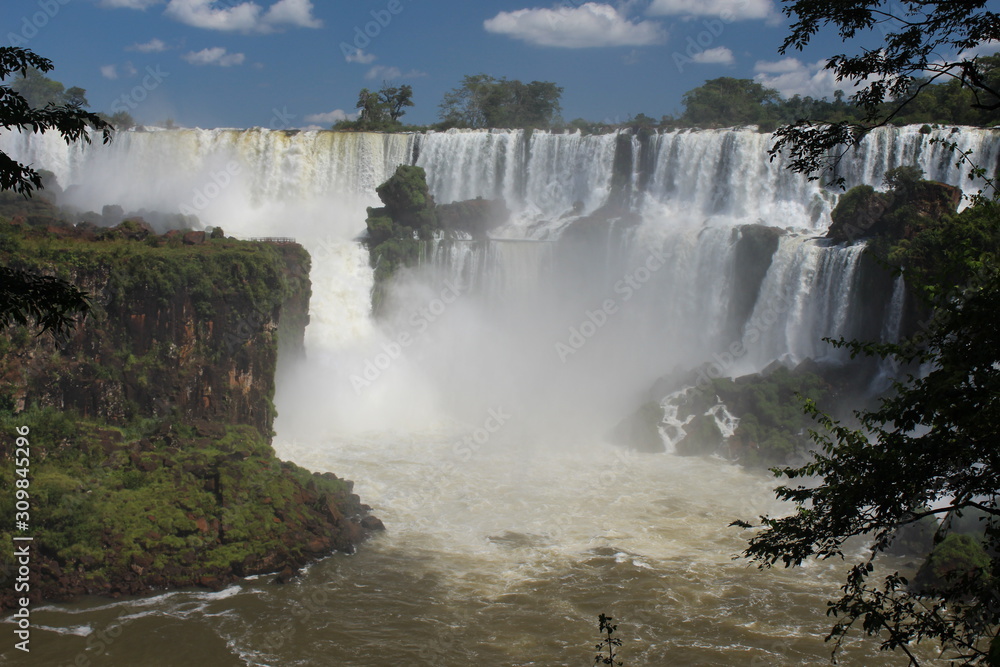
[2,125,991,665]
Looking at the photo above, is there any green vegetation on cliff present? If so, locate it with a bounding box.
[364,165,438,304]
[0,408,370,605]
[828,166,963,246]
[438,74,563,130]
[0,216,380,608]
[0,218,310,431]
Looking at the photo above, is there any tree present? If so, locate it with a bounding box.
[0,47,109,335]
[63,86,88,108]
[380,84,414,122]
[736,202,1000,661]
[10,66,65,108]
[1,48,112,196]
[356,87,384,125]
[680,77,781,127]
[338,83,415,131]
[733,4,1000,663]
[769,1,1000,184]
[0,266,89,336]
[593,614,622,667]
[438,74,563,129]
[99,109,137,131]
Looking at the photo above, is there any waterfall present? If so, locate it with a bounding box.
[736,238,867,371]
[2,124,998,396]
[0,128,415,219]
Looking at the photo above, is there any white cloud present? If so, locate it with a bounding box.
[182,47,246,67]
[690,46,733,64]
[958,40,1000,60]
[101,62,138,78]
[366,65,401,80]
[162,0,320,33]
[345,48,376,64]
[647,0,772,21]
[754,58,860,99]
[365,65,427,81]
[304,110,350,124]
[484,3,666,48]
[262,0,322,28]
[100,0,162,8]
[127,38,169,52]
[754,57,801,74]
[165,0,261,31]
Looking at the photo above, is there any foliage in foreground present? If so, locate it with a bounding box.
[594,614,623,667]
[736,199,1000,663]
[768,2,1000,186]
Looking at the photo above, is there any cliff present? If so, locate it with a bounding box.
[0,217,381,610]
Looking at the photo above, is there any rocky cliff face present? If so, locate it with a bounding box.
[0,219,309,435]
[0,218,381,610]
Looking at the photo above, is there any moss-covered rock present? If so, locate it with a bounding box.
[363,165,507,311]
[827,177,962,245]
[827,185,889,243]
[912,533,991,595]
[0,411,375,609]
[437,197,509,238]
[375,164,437,230]
[675,412,723,456]
[660,362,834,466]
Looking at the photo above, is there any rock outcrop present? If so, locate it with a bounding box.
[0,216,380,610]
[827,179,962,244]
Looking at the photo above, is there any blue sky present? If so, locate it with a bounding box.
[1,0,975,129]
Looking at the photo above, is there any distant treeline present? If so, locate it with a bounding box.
[11,67,137,130]
[654,55,1000,131]
[15,54,1000,136]
[342,55,1000,134]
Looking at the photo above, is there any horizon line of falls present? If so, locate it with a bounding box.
[4,125,999,665]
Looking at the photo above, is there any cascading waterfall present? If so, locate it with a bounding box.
[3,123,991,426]
[2,124,993,438]
[0,128,415,216]
[3,124,997,666]
[736,237,868,371]
[881,274,908,343]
